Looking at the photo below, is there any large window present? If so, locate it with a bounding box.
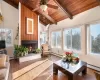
[63,28,81,51]
[0,28,12,46]
[40,32,47,45]
[87,23,100,54]
[51,31,61,48]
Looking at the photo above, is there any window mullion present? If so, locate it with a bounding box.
[71,29,72,50]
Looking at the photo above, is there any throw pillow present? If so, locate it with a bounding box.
[95,72,100,80]
[0,54,6,68]
[0,73,4,80]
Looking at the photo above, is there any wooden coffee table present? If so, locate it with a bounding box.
[53,60,87,80]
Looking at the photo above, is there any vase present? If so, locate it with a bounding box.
[62,55,67,62]
[67,62,70,69]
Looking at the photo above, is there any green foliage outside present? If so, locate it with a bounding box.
[91,34,100,53]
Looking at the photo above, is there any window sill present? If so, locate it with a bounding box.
[64,49,81,54]
[51,47,62,49]
[87,53,100,56]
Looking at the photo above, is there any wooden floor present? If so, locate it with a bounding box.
[9,55,97,80]
[10,58,45,73]
[34,65,96,80]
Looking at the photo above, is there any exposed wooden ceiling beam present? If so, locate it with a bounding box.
[38,10,57,24]
[3,0,18,9]
[96,0,100,5]
[54,0,73,19]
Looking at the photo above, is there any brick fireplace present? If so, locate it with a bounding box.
[21,40,38,53]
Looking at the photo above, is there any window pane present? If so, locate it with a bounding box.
[64,29,71,49]
[40,32,47,44]
[51,32,56,47]
[56,31,61,48]
[51,31,61,48]
[0,28,12,46]
[72,28,81,50]
[90,24,100,54]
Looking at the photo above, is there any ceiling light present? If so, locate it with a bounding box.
[40,5,47,11]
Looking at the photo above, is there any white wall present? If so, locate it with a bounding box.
[40,23,46,32]
[0,1,19,58]
[49,6,100,67]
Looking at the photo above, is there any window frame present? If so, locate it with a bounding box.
[63,27,81,52]
[87,21,100,55]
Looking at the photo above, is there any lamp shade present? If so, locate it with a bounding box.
[40,5,47,11]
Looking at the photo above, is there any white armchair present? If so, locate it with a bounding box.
[41,44,51,57]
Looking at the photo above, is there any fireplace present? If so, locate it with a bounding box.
[21,40,38,53]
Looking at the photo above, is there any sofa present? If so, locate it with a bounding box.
[0,49,10,80]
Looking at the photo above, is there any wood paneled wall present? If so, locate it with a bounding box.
[21,4,38,41]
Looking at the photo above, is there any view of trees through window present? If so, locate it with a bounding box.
[40,32,47,45]
[56,32,61,47]
[51,31,61,48]
[64,28,81,50]
[90,24,100,54]
[51,23,100,55]
[64,29,71,49]
[52,32,56,47]
[72,28,81,50]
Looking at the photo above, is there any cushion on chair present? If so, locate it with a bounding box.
[95,72,100,80]
[42,44,49,51]
[0,62,9,80]
[41,44,51,57]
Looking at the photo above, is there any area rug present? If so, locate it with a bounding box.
[34,65,53,80]
[13,59,53,80]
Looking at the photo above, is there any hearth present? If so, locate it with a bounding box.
[21,40,38,53]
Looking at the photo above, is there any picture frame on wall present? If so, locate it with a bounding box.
[27,18,34,34]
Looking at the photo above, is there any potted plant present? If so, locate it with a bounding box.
[36,48,41,53]
[14,45,28,58]
[14,45,20,58]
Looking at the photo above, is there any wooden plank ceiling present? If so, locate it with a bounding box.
[4,0,99,26]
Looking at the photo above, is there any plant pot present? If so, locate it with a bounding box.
[24,52,28,56]
[66,57,72,62]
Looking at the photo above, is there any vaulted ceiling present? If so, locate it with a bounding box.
[4,0,100,26]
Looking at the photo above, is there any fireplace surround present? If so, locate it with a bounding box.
[21,40,38,53]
